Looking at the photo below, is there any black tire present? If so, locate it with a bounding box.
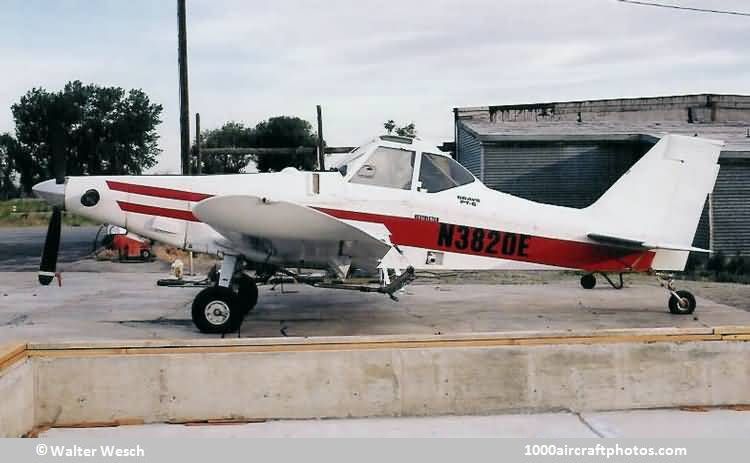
[140,249,152,260]
[234,273,259,314]
[669,290,696,315]
[191,286,243,333]
[580,273,596,289]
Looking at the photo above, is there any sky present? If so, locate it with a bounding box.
[0,0,748,173]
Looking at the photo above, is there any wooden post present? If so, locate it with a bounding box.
[177,0,191,175]
[195,113,201,175]
[316,105,325,171]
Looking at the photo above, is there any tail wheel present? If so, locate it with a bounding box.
[669,290,696,315]
[191,286,243,333]
[580,274,596,289]
[234,274,259,314]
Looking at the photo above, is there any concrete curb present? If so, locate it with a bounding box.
[2,327,749,437]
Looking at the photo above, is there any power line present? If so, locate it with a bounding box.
[617,0,750,17]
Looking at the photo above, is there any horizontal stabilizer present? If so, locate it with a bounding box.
[587,233,711,253]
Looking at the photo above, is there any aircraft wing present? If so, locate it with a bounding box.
[192,195,392,269]
[587,233,711,253]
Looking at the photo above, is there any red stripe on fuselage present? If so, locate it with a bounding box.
[117,201,200,222]
[107,181,213,202]
[106,180,653,272]
[314,207,654,272]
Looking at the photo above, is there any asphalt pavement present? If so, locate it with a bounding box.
[0,226,101,271]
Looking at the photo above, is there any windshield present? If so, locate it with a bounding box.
[349,146,415,190]
[418,153,475,192]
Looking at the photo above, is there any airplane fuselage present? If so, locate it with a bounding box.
[61,169,655,275]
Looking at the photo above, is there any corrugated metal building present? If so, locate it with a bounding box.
[454,94,750,255]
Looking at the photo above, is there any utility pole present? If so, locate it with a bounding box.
[195,113,201,175]
[177,0,190,175]
[316,105,325,171]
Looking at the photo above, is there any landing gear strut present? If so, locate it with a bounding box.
[656,273,696,315]
[580,272,625,290]
[191,255,259,333]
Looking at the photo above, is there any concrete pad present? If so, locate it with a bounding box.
[40,409,750,438]
[2,272,750,342]
[584,409,750,438]
[41,412,597,438]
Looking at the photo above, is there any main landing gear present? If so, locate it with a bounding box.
[191,255,259,334]
[656,273,696,315]
[190,254,415,334]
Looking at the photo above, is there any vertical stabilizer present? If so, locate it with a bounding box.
[586,135,722,270]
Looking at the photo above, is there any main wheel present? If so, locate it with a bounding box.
[580,274,596,289]
[191,286,244,333]
[668,290,696,315]
[234,273,259,313]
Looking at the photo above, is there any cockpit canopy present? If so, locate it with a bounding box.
[333,135,475,192]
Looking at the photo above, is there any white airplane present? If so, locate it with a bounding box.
[33,133,721,333]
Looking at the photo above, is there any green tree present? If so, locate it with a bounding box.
[383,120,417,138]
[253,116,317,172]
[197,122,255,174]
[196,116,318,174]
[0,133,21,199]
[10,80,162,193]
[384,119,396,134]
[395,122,416,138]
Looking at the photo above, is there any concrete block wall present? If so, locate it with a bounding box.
[0,359,34,438]
[2,331,749,436]
[31,340,750,426]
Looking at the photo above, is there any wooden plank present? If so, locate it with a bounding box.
[200,146,354,156]
[0,344,27,373]
[714,325,750,335]
[720,335,750,341]
[513,334,721,346]
[25,332,732,360]
[27,327,716,351]
[50,419,144,429]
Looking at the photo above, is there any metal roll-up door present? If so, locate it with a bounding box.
[482,141,646,208]
[712,161,750,256]
[456,124,483,179]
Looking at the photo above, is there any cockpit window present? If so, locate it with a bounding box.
[418,153,475,192]
[350,146,415,190]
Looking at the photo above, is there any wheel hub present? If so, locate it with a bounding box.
[204,300,230,326]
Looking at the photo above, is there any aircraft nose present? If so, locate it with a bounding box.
[32,179,66,208]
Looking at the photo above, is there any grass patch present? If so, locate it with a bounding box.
[0,198,96,227]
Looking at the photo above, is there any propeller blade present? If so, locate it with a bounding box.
[39,207,62,286]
